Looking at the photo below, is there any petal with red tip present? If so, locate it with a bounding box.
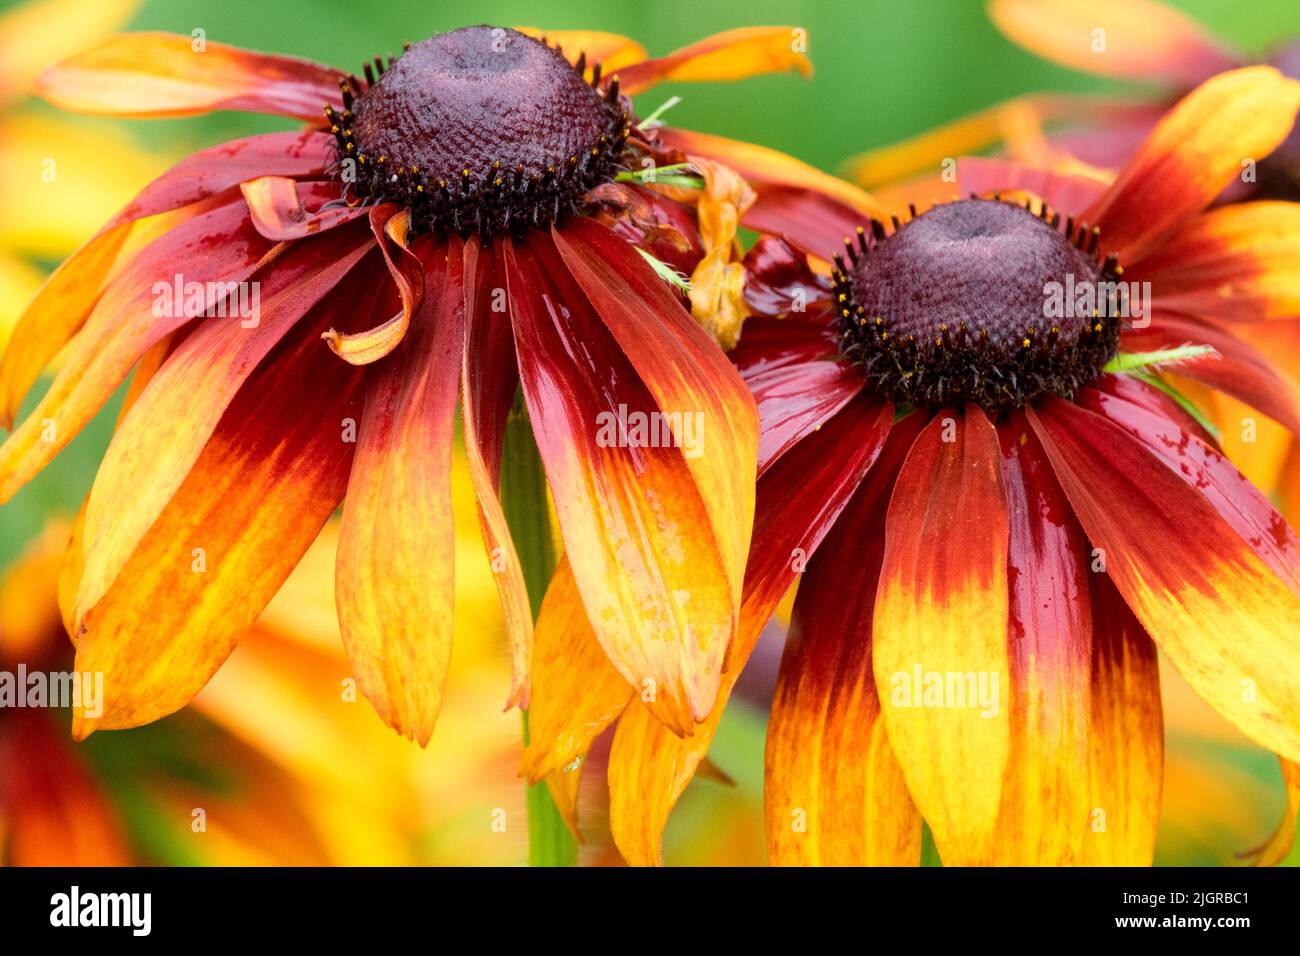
[37,31,346,122]
[872,407,1011,865]
[1029,398,1300,763]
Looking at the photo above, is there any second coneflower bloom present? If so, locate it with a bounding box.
[0,25,820,742]
[525,66,1300,866]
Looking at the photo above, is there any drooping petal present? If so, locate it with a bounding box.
[992,413,1094,865]
[1029,398,1300,763]
[766,442,921,866]
[241,176,363,241]
[520,557,633,782]
[513,27,646,76]
[323,209,422,365]
[872,406,1011,865]
[1083,574,1163,865]
[71,311,365,736]
[37,31,346,122]
[988,0,1238,85]
[1084,67,1300,261]
[74,224,374,622]
[1133,201,1300,323]
[0,198,280,503]
[335,236,466,746]
[608,398,902,865]
[513,220,753,731]
[611,27,811,95]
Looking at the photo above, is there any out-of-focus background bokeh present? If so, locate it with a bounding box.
[1,0,1298,866]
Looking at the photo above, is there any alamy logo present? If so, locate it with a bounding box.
[594,404,705,459]
[0,666,102,718]
[50,886,151,936]
[1042,274,1152,328]
[152,273,261,327]
[889,664,1000,718]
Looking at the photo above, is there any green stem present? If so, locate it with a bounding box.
[499,395,577,867]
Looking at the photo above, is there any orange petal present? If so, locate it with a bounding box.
[872,407,1011,865]
[1134,201,1300,323]
[1083,575,1163,865]
[37,31,345,122]
[519,557,632,782]
[766,449,921,866]
[0,199,280,504]
[322,209,420,365]
[336,237,466,746]
[1085,67,1300,261]
[70,294,366,737]
[1029,398,1300,763]
[611,27,811,96]
[513,27,646,76]
[75,225,373,623]
[988,0,1238,85]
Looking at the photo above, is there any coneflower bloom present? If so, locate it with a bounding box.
[524,66,1300,866]
[0,25,820,743]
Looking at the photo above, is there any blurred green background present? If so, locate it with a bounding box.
[2,0,1299,866]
